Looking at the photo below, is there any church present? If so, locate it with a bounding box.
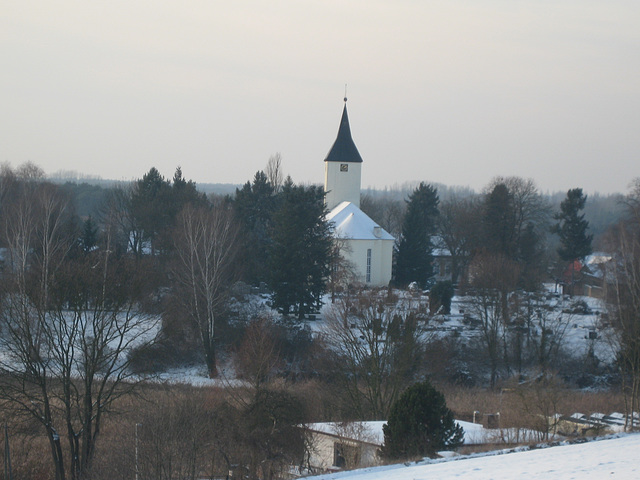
[323,98,394,287]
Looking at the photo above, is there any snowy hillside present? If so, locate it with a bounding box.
[304,434,640,480]
[156,287,614,385]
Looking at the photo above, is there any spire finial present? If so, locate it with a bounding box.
[344,84,348,103]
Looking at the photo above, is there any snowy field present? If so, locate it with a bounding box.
[304,434,640,480]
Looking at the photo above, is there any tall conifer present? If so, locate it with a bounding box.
[553,188,593,261]
[267,180,331,318]
[395,183,439,288]
[382,380,464,459]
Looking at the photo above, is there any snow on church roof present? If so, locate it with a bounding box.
[326,201,394,241]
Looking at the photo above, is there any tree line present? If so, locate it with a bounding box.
[2,158,639,479]
[0,159,332,479]
[375,176,593,292]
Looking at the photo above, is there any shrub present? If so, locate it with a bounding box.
[429,281,454,314]
[381,380,464,459]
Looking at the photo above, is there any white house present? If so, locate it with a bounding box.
[306,422,385,473]
[304,419,517,473]
[323,99,394,287]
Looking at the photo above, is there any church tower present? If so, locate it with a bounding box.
[324,98,363,211]
[322,97,394,287]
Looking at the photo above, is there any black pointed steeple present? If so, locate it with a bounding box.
[324,98,363,163]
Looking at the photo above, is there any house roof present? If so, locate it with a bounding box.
[432,237,452,257]
[324,100,363,163]
[307,421,385,446]
[326,201,394,241]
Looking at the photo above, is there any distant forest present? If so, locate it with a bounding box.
[53,174,625,248]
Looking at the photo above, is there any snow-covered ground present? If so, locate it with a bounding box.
[446,288,614,364]
[152,364,248,388]
[315,286,615,369]
[157,286,616,384]
[305,420,551,448]
[304,434,640,480]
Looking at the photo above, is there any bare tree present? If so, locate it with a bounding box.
[514,373,566,441]
[322,288,428,419]
[515,294,571,374]
[467,252,520,387]
[101,184,147,257]
[482,177,550,289]
[15,161,45,181]
[241,387,308,480]
[136,389,226,480]
[265,153,284,193]
[360,194,404,239]
[172,204,240,378]
[235,316,283,390]
[0,162,16,216]
[0,179,157,480]
[484,176,550,248]
[626,178,640,213]
[225,318,312,480]
[604,180,640,429]
[327,237,358,303]
[437,195,482,283]
[6,180,76,480]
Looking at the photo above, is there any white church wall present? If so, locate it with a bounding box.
[344,238,393,287]
[324,161,361,211]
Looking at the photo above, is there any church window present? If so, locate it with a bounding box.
[366,249,372,283]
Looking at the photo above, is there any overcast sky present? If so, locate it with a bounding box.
[2,1,638,194]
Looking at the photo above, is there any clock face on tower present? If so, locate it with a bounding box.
[340,163,349,172]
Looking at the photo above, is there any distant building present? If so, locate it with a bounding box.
[558,253,613,298]
[305,418,542,473]
[556,412,633,436]
[323,99,394,286]
[432,240,454,283]
[306,422,384,473]
[327,202,394,286]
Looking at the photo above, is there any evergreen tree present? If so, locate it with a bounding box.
[80,216,98,254]
[130,167,172,255]
[429,280,454,314]
[233,171,276,284]
[483,183,517,257]
[381,380,464,459]
[395,183,439,288]
[481,178,549,290]
[171,166,207,212]
[553,188,593,261]
[129,167,206,257]
[518,222,546,290]
[267,180,332,318]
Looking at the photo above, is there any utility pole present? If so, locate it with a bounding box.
[4,424,12,480]
[135,423,142,480]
